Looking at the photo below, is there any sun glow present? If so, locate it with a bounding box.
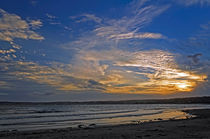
[177,84,189,89]
[175,82,193,91]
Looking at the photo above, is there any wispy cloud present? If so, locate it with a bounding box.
[65,3,168,50]
[30,0,38,6]
[29,19,43,29]
[70,14,102,24]
[94,5,168,40]
[108,32,165,40]
[175,0,210,6]
[46,13,57,19]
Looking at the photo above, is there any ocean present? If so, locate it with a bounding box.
[1,103,210,131]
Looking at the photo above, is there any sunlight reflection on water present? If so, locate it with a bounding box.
[0,104,209,131]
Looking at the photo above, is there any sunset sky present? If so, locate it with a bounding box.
[0,0,210,101]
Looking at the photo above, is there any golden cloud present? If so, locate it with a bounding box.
[0,49,207,95]
[0,9,44,42]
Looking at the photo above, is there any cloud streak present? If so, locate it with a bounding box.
[71,14,102,23]
[94,5,168,41]
[64,2,168,51]
[108,32,164,40]
[29,19,43,29]
[176,0,210,6]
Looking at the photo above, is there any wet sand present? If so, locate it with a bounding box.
[0,109,210,139]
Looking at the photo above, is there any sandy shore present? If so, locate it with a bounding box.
[0,109,210,139]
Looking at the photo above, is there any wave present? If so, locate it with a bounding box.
[0,110,140,120]
[0,111,163,126]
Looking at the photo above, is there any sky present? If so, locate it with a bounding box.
[0,0,210,102]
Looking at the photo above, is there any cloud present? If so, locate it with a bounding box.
[0,49,16,54]
[0,93,8,96]
[0,9,44,61]
[69,4,168,41]
[45,13,65,27]
[108,32,165,40]
[0,9,44,42]
[2,49,206,95]
[29,19,43,29]
[46,13,57,19]
[94,5,169,40]
[71,14,102,23]
[0,61,105,94]
[175,0,210,6]
[64,3,168,51]
[30,0,38,6]
[1,0,209,97]
[58,0,208,95]
[65,49,206,94]
[200,21,210,30]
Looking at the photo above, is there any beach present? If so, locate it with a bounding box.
[0,109,210,139]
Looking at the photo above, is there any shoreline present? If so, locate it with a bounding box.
[1,109,210,139]
[1,96,210,105]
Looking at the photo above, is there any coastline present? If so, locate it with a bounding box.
[0,109,210,139]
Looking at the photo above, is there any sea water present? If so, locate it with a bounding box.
[0,103,210,131]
